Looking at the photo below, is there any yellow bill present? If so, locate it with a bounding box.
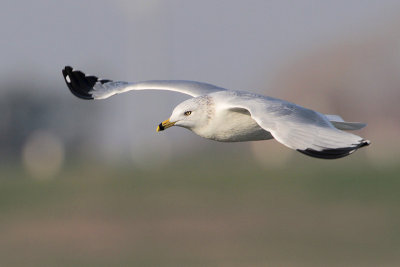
[157,119,175,132]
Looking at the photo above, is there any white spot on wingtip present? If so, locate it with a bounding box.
[66,75,71,83]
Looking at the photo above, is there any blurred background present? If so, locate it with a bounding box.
[1,0,400,266]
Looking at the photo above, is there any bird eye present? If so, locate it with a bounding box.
[184,111,192,116]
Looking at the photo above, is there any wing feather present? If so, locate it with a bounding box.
[219,91,370,159]
[62,66,226,99]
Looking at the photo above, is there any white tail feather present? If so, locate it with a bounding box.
[325,114,366,131]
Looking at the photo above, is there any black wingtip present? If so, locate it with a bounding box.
[297,139,371,159]
[359,139,371,148]
[62,66,96,100]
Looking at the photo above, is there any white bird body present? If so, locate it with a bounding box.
[62,66,370,159]
[181,92,272,142]
[197,104,273,142]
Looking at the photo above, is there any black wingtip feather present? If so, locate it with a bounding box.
[62,66,97,100]
[297,139,371,159]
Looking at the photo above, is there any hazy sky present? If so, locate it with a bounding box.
[1,0,399,87]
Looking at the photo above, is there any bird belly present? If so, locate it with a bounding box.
[194,109,273,142]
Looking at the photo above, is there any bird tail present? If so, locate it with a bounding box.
[325,114,366,131]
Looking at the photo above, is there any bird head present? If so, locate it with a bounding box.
[157,96,213,132]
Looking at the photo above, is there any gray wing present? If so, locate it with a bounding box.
[62,66,226,99]
[221,91,370,159]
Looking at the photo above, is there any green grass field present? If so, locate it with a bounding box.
[0,154,399,266]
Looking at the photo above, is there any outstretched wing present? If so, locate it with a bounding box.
[62,66,226,99]
[221,91,370,159]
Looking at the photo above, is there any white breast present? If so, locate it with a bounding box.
[193,108,273,142]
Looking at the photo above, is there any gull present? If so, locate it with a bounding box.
[62,66,370,159]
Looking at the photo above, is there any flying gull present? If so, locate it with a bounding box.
[62,66,370,159]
